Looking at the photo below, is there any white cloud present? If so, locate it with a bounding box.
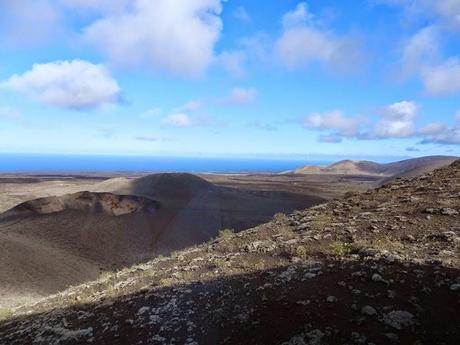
[303,100,460,145]
[418,120,460,145]
[163,112,212,128]
[303,101,421,142]
[374,119,414,138]
[381,100,418,121]
[275,28,334,68]
[420,58,460,96]
[221,87,257,106]
[401,26,460,96]
[274,2,361,72]
[402,26,439,75]
[162,99,210,128]
[434,0,460,28]
[281,2,314,29]
[420,127,460,145]
[83,0,223,77]
[233,6,251,23]
[419,122,448,135]
[373,101,417,138]
[379,0,460,29]
[456,110,460,122]
[303,110,359,137]
[0,0,63,45]
[163,113,195,127]
[1,60,121,110]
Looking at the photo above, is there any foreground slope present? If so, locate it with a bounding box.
[0,174,322,308]
[293,155,458,177]
[1,161,459,344]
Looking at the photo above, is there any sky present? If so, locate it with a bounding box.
[0,0,459,159]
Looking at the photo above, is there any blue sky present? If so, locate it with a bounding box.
[0,0,459,159]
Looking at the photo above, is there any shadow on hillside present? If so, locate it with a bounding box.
[0,187,325,308]
[1,258,459,345]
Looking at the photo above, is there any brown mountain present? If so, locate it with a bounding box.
[1,161,458,344]
[293,155,458,177]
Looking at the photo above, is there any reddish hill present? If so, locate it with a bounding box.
[293,155,458,177]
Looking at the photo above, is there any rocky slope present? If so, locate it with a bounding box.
[293,155,458,177]
[0,161,459,344]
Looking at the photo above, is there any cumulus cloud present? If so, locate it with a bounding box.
[419,122,448,135]
[303,101,421,142]
[83,0,223,77]
[373,101,417,138]
[162,99,212,128]
[401,26,460,95]
[303,110,360,137]
[418,120,460,145]
[420,58,460,96]
[303,100,460,145]
[221,87,257,106]
[281,2,314,29]
[420,127,460,145]
[274,2,362,72]
[1,60,121,110]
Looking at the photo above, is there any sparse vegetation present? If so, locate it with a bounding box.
[218,228,235,240]
[0,307,13,321]
[273,212,288,222]
[329,241,353,257]
[356,235,404,253]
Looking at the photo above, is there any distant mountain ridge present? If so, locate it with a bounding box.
[292,155,458,177]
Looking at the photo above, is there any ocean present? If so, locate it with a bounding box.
[0,153,333,174]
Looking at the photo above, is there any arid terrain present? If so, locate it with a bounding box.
[0,173,326,309]
[0,156,458,344]
[0,158,458,344]
[0,167,383,309]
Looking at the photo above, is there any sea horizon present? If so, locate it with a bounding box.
[0,152,410,174]
[0,153,330,174]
